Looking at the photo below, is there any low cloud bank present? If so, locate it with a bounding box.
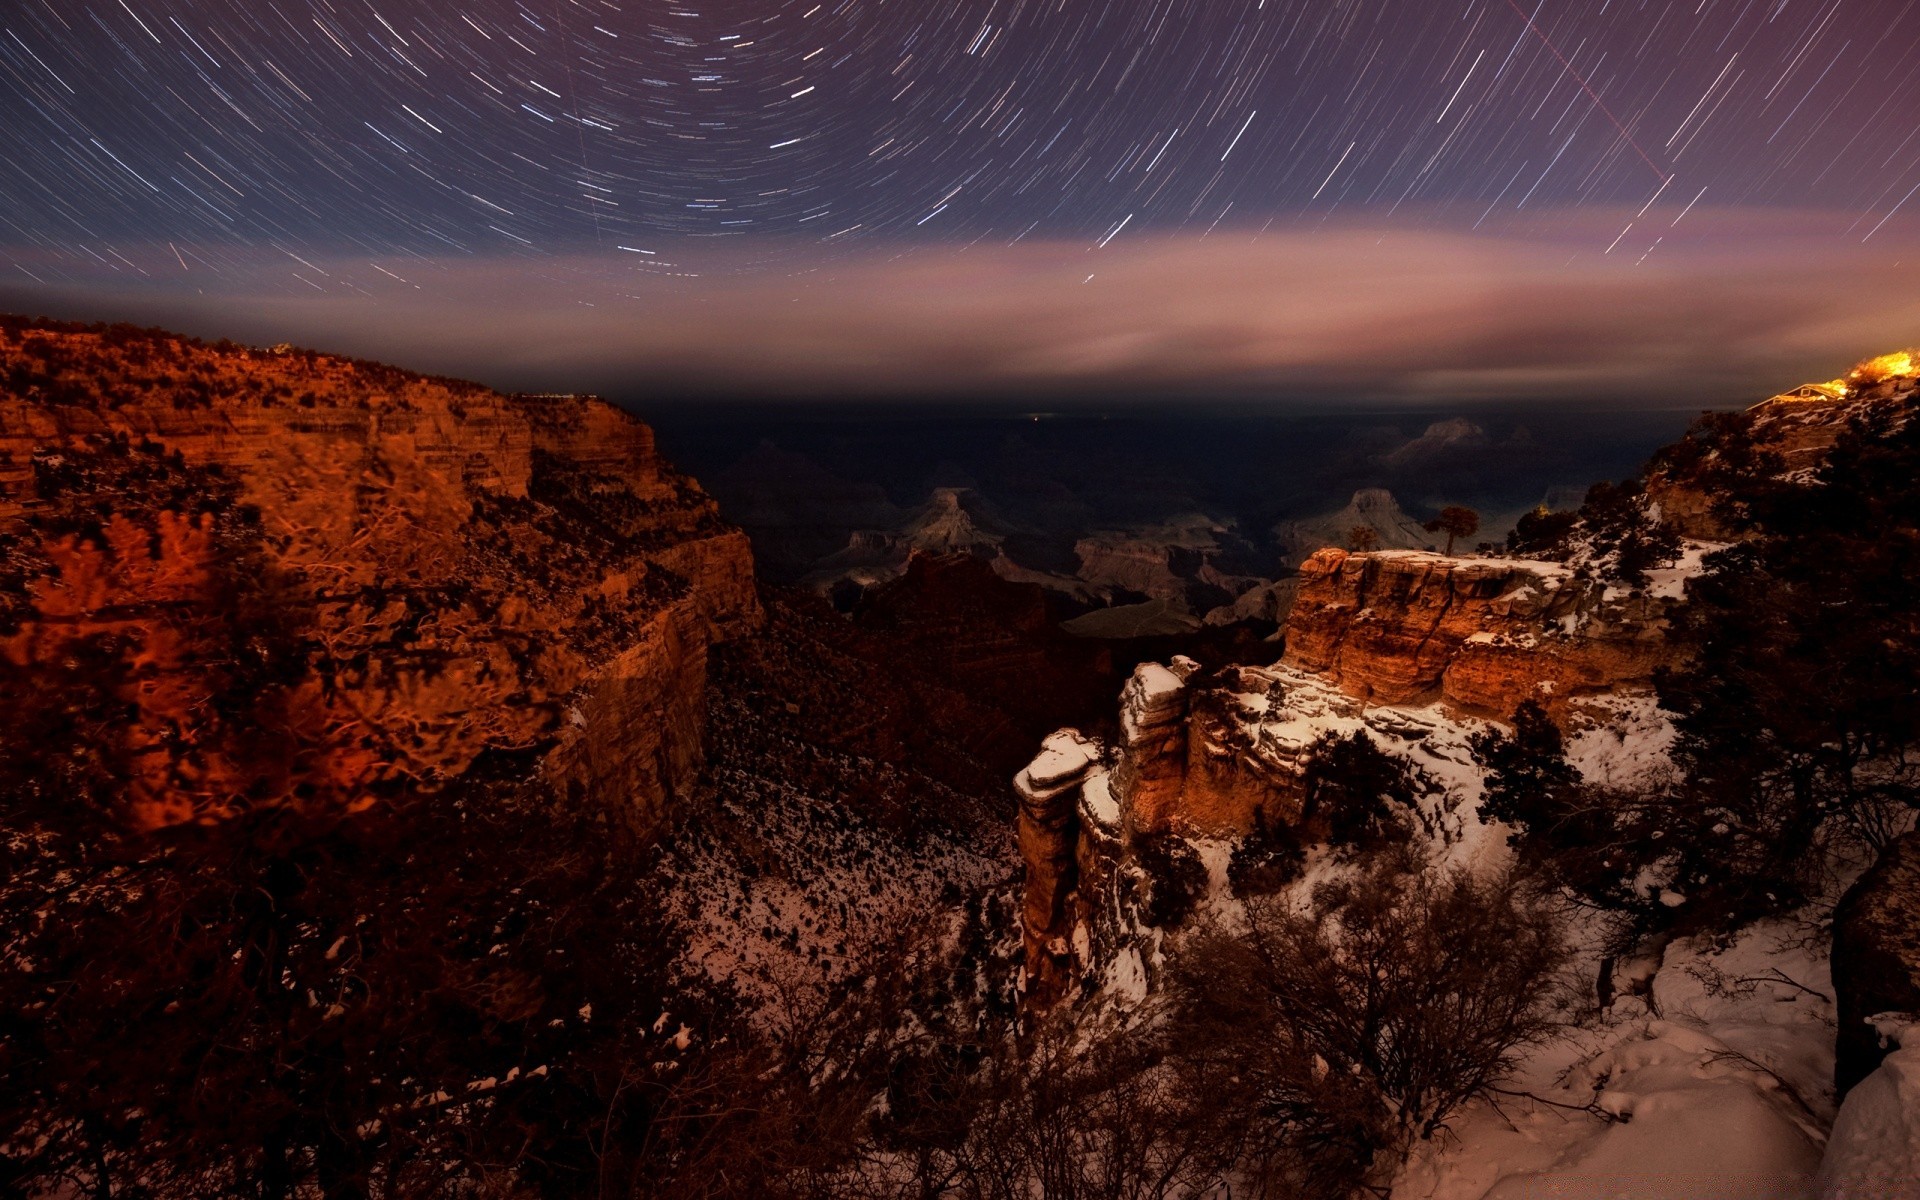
[3,209,1914,406]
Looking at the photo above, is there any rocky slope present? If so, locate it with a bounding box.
[1831,831,1920,1096]
[0,318,758,834]
[1647,350,1920,540]
[1283,546,1690,719]
[1014,347,1920,1014]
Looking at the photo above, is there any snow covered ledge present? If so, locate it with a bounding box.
[1817,1018,1920,1199]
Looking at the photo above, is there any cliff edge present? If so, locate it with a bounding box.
[0,318,759,833]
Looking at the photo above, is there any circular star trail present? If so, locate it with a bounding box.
[3,0,1919,280]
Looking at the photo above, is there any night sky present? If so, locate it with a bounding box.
[3,0,1919,401]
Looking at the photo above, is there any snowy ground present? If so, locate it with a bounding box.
[658,746,1015,1022]
[1054,661,1884,1198]
[1398,918,1837,1200]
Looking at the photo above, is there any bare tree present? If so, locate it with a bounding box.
[1165,860,1568,1197]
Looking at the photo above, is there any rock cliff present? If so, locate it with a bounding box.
[1831,831,1920,1097]
[1283,547,1679,718]
[1012,657,1568,1003]
[1011,541,1696,1003]
[0,318,758,833]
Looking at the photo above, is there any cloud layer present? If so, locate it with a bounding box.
[5,209,1915,407]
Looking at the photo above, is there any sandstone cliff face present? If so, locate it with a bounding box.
[1283,547,1674,719]
[1831,831,1920,1096]
[1014,546,1691,1003]
[0,320,759,832]
[1016,730,1103,1005]
[1013,657,1523,1003]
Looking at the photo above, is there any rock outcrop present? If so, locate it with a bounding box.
[1283,547,1675,718]
[1647,351,1919,541]
[1831,831,1920,1097]
[1016,730,1104,1005]
[0,319,759,834]
[1013,539,1696,1004]
[1014,658,1518,1002]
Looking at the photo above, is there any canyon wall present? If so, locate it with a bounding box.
[1283,548,1674,718]
[1015,545,1686,1004]
[0,321,758,833]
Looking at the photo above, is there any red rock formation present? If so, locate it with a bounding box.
[1015,730,1102,1005]
[1283,548,1672,718]
[0,320,758,833]
[1013,542,1685,1003]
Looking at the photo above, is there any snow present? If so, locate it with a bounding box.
[1104,944,1148,1009]
[1054,648,1895,1196]
[658,747,1011,1024]
[1080,767,1120,832]
[1131,661,1187,707]
[1645,540,1727,601]
[1397,919,1838,1200]
[1817,1028,1920,1199]
[1025,729,1100,790]
[1564,691,1678,791]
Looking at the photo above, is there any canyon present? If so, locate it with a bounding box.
[7,322,1920,1197]
[1014,352,1920,1113]
[0,320,758,833]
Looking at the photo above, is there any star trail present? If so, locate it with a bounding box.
[1,0,1917,398]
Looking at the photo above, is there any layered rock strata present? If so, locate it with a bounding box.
[1015,730,1105,1005]
[0,320,758,833]
[1015,658,1520,1003]
[1283,548,1675,718]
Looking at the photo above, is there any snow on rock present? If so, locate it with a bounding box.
[1564,691,1678,790]
[1284,547,1676,721]
[1645,539,1726,601]
[1079,768,1121,834]
[659,746,1011,1025]
[1817,1024,1920,1199]
[1018,729,1102,796]
[1122,661,1189,734]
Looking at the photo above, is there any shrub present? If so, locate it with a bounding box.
[1228,806,1306,898]
[1302,730,1425,851]
[1168,861,1568,1197]
[1135,831,1209,928]
[1506,506,1580,556]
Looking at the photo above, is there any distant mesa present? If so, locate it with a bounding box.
[1378,416,1491,468]
[1273,487,1436,566]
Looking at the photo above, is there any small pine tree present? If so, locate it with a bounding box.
[1423,506,1480,555]
[1228,807,1306,898]
[1470,701,1582,842]
[1302,730,1425,850]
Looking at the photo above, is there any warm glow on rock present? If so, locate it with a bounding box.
[1849,350,1918,385]
[1762,349,1917,407]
